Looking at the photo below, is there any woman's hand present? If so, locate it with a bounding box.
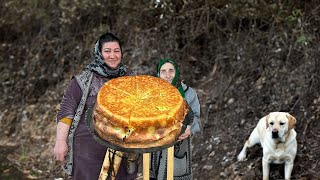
[53,122,70,162]
[178,125,191,141]
[53,139,68,162]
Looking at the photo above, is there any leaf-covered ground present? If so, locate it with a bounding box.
[0,1,319,179]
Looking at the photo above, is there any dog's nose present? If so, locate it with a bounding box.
[272,130,279,138]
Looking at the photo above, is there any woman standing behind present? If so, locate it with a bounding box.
[150,58,202,180]
[53,32,138,180]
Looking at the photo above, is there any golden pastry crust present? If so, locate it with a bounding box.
[97,128,181,149]
[93,75,188,148]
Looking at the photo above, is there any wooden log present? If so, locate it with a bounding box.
[167,146,174,180]
[143,153,150,180]
[99,148,123,180]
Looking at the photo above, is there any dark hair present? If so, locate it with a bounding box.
[98,32,122,54]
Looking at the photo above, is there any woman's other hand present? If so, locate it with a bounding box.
[178,125,191,141]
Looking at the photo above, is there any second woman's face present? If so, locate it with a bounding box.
[159,62,176,84]
[101,42,122,69]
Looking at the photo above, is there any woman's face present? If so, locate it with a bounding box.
[159,62,176,84]
[101,42,122,69]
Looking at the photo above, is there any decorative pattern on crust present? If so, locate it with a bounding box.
[93,75,188,148]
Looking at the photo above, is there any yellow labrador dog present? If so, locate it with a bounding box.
[237,112,297,180]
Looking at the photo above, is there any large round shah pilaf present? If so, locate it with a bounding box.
[93,75,188,149]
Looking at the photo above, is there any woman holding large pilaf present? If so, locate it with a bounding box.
[150,58,202,180]
[53,32,138,180]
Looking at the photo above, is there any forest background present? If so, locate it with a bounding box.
[0,0,319,179]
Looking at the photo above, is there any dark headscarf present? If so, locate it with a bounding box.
[156,58,185,98]
[85,33,127,78]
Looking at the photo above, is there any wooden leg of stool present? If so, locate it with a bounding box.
[167,146,174,180]
[99,148,123,180]
[143,153,150,180]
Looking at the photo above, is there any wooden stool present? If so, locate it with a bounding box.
[143,146,174,180]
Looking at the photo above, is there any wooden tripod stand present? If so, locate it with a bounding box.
[97,146,174,180]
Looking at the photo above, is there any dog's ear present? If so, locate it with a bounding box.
[265,114,270,129]
[286,113,296,130]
